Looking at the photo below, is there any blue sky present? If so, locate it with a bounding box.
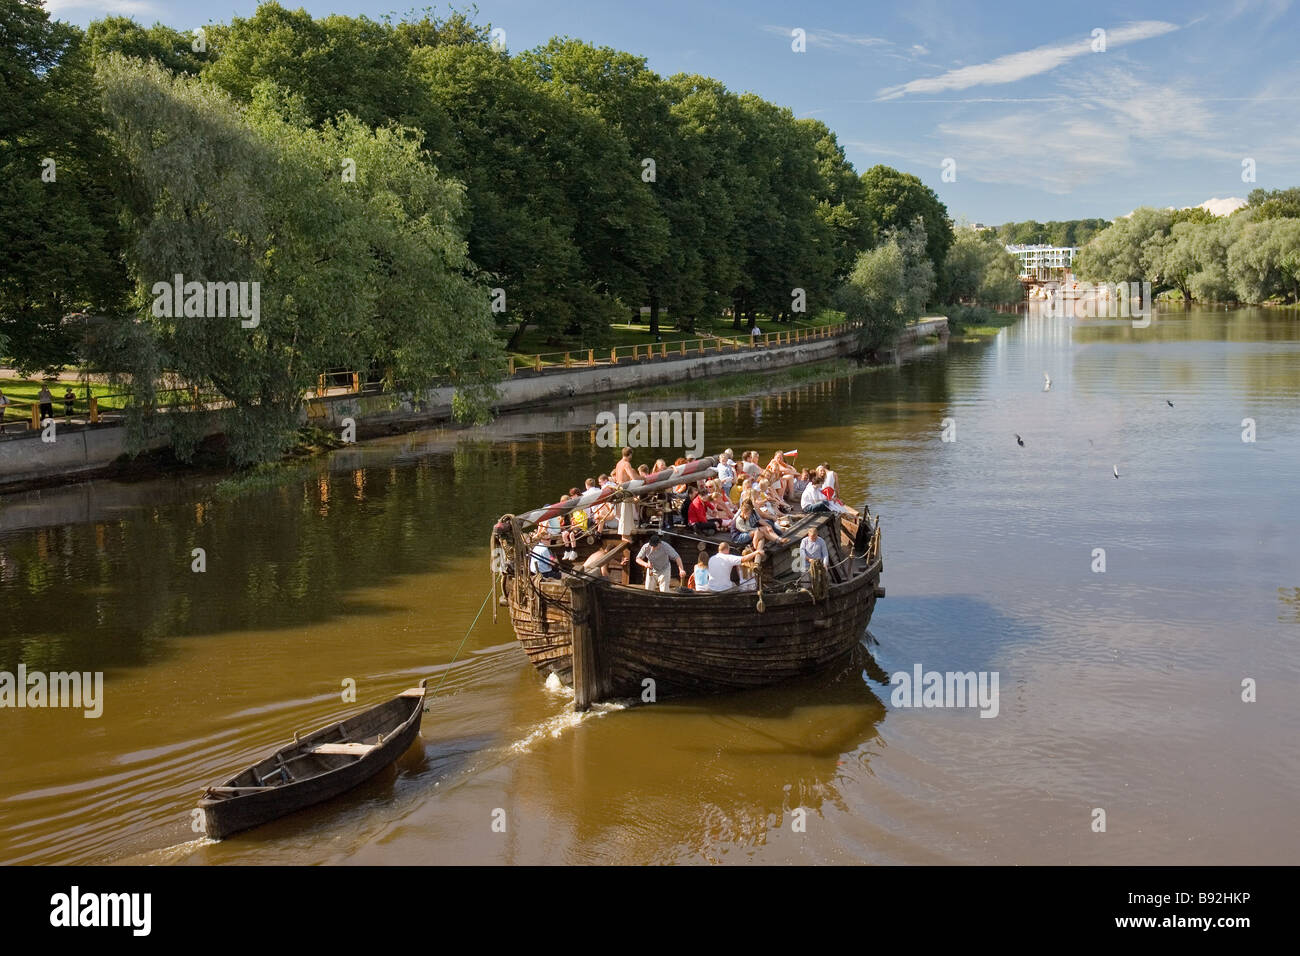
[44,0,1300,223]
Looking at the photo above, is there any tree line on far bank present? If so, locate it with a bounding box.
[1074,190,1300,305]
[2,0,1024,463]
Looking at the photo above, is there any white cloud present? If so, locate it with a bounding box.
[877,21,1179,100]
[1197,197,1248,216]
[934,113,1133,193]
[762,25,889,51]
[925,68,1251,194]
[43,0,160,16]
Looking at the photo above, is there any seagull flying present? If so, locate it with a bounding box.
[1016,434,1025,447]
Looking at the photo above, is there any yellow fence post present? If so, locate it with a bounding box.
[534,354,542,373]
[31,404,40,430]
[564,352,572,368]
[587,349,594,367]
[351,372,360,393]
[508,356,515,376]
[661,342,667,358]
[610,348,618,365]
[89,396,99,423]
[679,341,685,357]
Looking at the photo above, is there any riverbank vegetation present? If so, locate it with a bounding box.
[2,0,1011,466]
[995,218,1111,247]
[1074,190,1300,305]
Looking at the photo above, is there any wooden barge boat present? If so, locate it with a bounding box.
[198,680,427,840]
[492,456,883,709]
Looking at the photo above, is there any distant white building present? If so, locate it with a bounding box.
[1005,244,1077,279]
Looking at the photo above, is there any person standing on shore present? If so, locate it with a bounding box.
[37,384,54,423]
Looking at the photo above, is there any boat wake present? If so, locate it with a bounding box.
[506,698,629,755]
[544,672,573,697]
[118,837,215,865]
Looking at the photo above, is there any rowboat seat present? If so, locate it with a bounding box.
[309,742,377,756]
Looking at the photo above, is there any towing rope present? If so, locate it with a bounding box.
[426,583,495,708]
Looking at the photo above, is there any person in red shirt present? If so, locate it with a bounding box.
[687,487,710,526]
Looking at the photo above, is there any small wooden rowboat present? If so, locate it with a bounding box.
[198,680,428,840]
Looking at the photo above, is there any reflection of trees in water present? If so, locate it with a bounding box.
[1280,587,1300,624]
[0,353,954,676]
[0,439,629,673]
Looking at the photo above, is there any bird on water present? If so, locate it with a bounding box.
[1016,434,1025,447]
[1043,373,1051,392]
[1167,400,1174,407]
[1113,465,1120,479]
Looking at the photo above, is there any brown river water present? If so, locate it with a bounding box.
[1,306,1297,865]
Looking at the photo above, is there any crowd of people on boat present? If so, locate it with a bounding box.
[526,447,849,593]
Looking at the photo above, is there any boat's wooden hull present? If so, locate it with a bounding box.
[198,689,425,841]
[589,563,880,698]
[503,555,882,703]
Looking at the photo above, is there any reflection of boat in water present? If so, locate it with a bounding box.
[508,641,891,862]
[492,455,884,710]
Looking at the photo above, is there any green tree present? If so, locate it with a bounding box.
[0,0,131,373]
[85,16,206,74]
[943,229,1022,305]
[203,4,425,131]
[1245,187,1300,220]
[729,94,831,326]
[93,57,497,464]
[836,221,933,351]
[411,40,629,347]
[1227,217,1300,303]
[859,165,952,293]
[1074,207,1174,287]
[798,118,871,289]
[516,39,670,332]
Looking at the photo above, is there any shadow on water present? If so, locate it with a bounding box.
[870,593,1045,673]
[510,643,890,863]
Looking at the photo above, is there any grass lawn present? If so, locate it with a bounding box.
[0,377,202,425]
[500,310,847,366]
[951,310,1021,341]
[0,378,122,423]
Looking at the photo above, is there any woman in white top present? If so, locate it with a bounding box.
[817,464,839,498]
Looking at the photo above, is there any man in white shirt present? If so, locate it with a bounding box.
[707,541,761,591]
[800,475,827,511]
